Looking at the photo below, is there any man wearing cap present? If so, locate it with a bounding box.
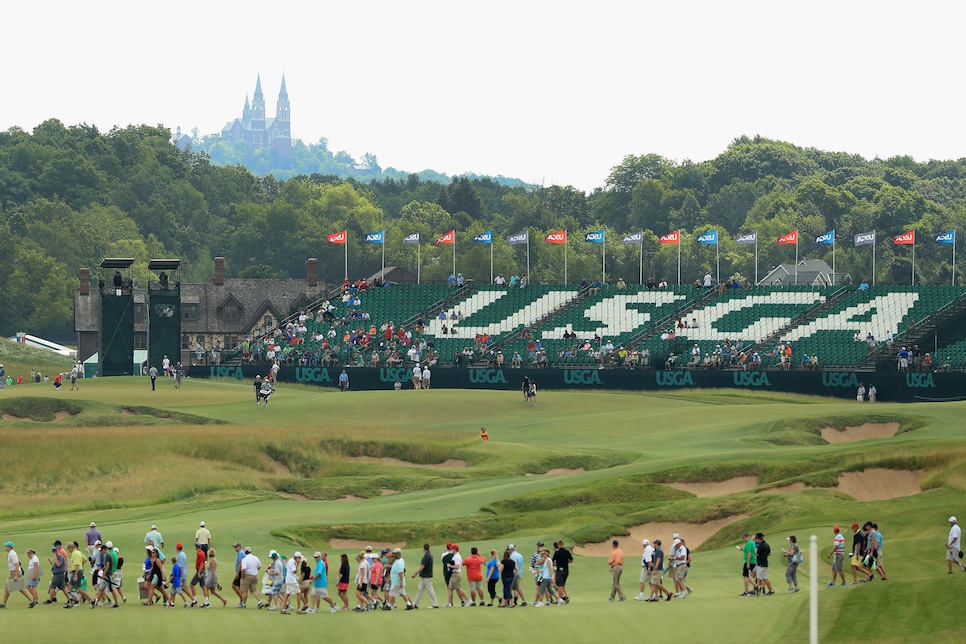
[65,541,94,607]
[754,533,774,595]
[635,539,653,601]
[947,516,964,573]
[310,552,338,614]
[827,526,847,586]
[849,522,871,583]
[552,540,573,604]
[507,544,527,606]
[238,547,262,608]
[608,539,626,601]
[191,543,210,607]
[173,543,195,606]
[445,544,469,607]
[195,522,211,555]
[411,543,439,609]
[93,543,120,608]
[385,549,413,610]
[3,541,33,608]
[44,544,69,604]
[231,542,244,603]
[669,539,688,598]
[144,525,163,550]
[86,523,102,559]
[279,552,301,614]
[741,532,757,596]
[650,539,673,602]
[265,551,283,610]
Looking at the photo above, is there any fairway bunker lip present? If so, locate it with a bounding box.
[836,468,924,501]
[525,467,586,476]
[665,476,759,497]
[821,422,900,444]
[329,539,406,550]
[575,514,750,557]
[759,482,809,494]
[348,456,467,468]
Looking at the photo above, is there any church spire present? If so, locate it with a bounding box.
[276,75,290,122]
[251,74,265,121]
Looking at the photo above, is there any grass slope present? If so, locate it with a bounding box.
[0,377,965,642]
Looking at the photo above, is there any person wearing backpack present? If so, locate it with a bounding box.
[782,535,802,593]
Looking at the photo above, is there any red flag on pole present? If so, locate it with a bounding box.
[545,230,567,244]
[327,230,347,244]
[435,230,455,246]
[893,231,915,245]
[777,230,798,245]
[659,230,680,244]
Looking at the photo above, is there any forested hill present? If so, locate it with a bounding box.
[2,120,966,338]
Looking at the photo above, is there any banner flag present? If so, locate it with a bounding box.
[435,230,455,246]
[545,230,567,244]
[777,230,798,245]
[327,230,347,245]
[659,230,680,244]
[365,231,384,244]
[506,231,529,245]
[854,231,875,247]
[936,231,955,245]
[697,230,718,245]
[736,232,757,245]
[584,230,605,244]
[893,231,915,245]
[402,232,420,245]
[622,231,643,244]
[473,231,493,244]
[815,230,835,245]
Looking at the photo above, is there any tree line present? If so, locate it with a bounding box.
[2,121,965,338]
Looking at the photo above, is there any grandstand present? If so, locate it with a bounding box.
[230,282,966,371]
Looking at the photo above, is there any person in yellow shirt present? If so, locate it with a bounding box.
[65,541,94,607]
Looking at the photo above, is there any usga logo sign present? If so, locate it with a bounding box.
[468,369,506,384]
[563,370,602,385]
[656,371,694,386]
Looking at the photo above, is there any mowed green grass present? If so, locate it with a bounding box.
[1,377,966,642]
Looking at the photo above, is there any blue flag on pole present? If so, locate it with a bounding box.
[365,231,385,244]
[815,230,835,245]
[936,230,956,244]
[473,231,493,244]
[697,230,718,245]
[584,230,605,243]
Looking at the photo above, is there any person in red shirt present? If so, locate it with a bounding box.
[462,547,487,607]
[190,543,210,607]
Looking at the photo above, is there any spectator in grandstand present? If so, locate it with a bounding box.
[912,345,922,371]
[579,278,589,293]
[665,353,676,370]
[494,274,506,286]
[858,279,869,290]
[897,347,910,372]
[646,277,657,289]
[511,352,522,367]
[520,275,528,287]
[659,279,668,288]
[616,277,626,290]
[589,278,603,295]
[641,347,650,368]
[801,353,812,370]
[703,273,712,288]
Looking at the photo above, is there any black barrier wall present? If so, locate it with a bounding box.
[193,365,961,403]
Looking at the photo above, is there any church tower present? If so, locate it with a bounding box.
[276,75,290,123]
[250,74,266,145]
[242,95,252,123]
[272,75,293,160]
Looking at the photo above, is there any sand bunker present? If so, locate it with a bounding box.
[380,489,399,495]
[329,539,407,551]
[351,456,466,468]
[121,408,136,416]
[283,492,311,501]
[1,414,24,421]
[525,468,586,476]
[2,411,74,422]
[335,495,366,502]
[575,514,749,557]
[836,468,923,501]
[759,482,808,494]
[822,422,900,444]
[272,460,293,476]
[666,476,759,497]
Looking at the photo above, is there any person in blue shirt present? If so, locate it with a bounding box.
[169,561,189,607]
[858,280,869,290]
[310,552,338,614]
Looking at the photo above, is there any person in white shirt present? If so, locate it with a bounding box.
[670,540,689,598]
[238,548,262,608]
[279,553,302,614]
[421,366,431,390]
[412,364,422,390]
[634,540,654,601]
[3,542,33,607]
[195,522,211,554]
[947,516,964,573]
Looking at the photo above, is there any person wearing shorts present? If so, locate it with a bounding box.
[238,547,262,608]
[445,545,468,607]
[827,526,846,587]
[310,552,337,614]
[741,532,757,596]
[353,552,369,611]
[231,542,244,601]
[552,540,573,603]
[753,533,774,595]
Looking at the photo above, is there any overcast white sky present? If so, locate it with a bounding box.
[3,1,964,191]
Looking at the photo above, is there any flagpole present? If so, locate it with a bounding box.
[912,237,915,286]
[453,235,457,278]
[564,230,568,284]
[639,234,644,285]
[602,237,606,282]
[527,235,531,281]
[953,231,957,286]
[344,238,348,280]
[795,235,799,285]
[489,241,493,284]
[676,231,682,286]
[715,241,720,285]
[381,235,385,275]
[417,240,421,284]
[755,236,759,285]
[832,234,836,286]
[872,230,876,287]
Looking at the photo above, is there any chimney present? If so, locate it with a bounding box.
[307,258,318,286]
[214,257,225,285]
[79,268,90,295]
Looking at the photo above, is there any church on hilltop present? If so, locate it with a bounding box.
[220,74,292,159]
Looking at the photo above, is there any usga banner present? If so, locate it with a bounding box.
[327,230,347,244]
